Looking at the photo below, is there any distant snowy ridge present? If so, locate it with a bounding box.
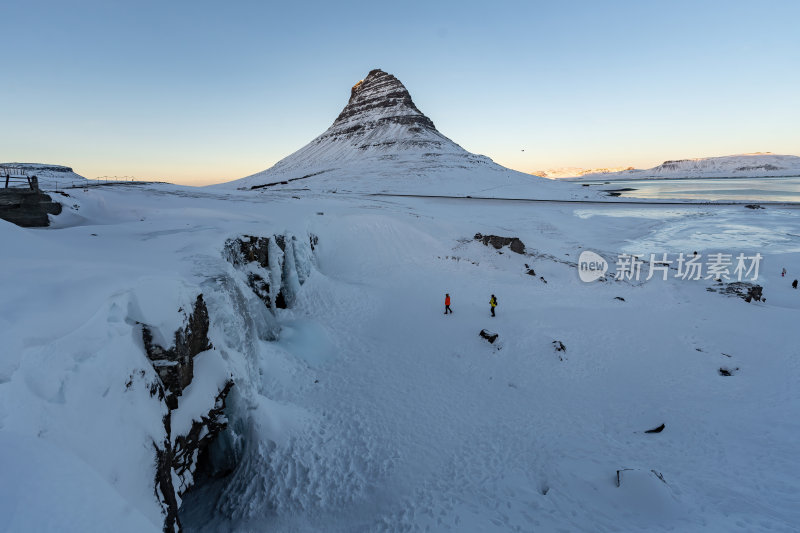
[219,69,582,199]
[531,166,634,179]
[0,162,88,189]
[557,153,800,181]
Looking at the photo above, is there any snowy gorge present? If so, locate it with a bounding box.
[1,69,799,533]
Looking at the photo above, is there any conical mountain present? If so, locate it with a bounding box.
[223,69,577,199]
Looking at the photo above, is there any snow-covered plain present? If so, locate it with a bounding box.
[1,181,799,533]
[3,69,799,532]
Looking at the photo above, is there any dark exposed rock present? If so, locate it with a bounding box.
[224,233,316,312]
[552,344,566,361]
[246,273,271,307]
[474,233,526,254]
[614,296,625,301]
[154,379,233,533]
[644,423,665,434]
[154,427,180,533]
[142,295,212,410]
[327,69,438,143]
[224,236,274,307]
[274,290,288,309]
[225,235,270,269]
[719,366,739,376]
[524,263,536,276]
[479,329,499,344]
[172,380,234,490]
[744,204,764,210]
[0,189,62,227]
[706,281,764,303]
[143,294,233,533]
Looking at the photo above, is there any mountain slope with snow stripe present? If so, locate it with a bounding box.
[218,69,588,200]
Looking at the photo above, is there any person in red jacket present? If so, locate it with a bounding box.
[444,293,452,314]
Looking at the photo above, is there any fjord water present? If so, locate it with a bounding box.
[595,176,800,202]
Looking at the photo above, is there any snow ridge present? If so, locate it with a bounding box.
[0,162,88,189]
[561,153,800,180]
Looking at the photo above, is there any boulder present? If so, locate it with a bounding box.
[479,329,499,344]
[474,233,526,254]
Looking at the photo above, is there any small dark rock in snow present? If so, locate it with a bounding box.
[744,204,764,209]
[719,367,739,376]
[552,340,566,352]
[479,329,499,344]
[474,233,526,254]
[614,296,625,301]
[644,423,666,434]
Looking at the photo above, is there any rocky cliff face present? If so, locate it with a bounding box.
[224,232,316,312]
[141,295,233,533]
[320,69,443,148]
[142,295,213,410]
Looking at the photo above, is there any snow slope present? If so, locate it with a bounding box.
[218,70,588,200]
[1,181,799,532]
[561,153,800,181]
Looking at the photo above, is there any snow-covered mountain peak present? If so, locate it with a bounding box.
[219,68,518,192]
[220,69,582,199]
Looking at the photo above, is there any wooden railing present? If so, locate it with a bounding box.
[2,172,39,191]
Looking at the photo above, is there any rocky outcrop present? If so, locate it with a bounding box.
[474,233,526,254]
[141,295,233,533]
[142,295,212,410]
[0,189,62,227]
[224,233,316,311]
[1,163,75,174]
[706,281,764,303]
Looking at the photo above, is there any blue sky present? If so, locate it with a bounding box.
[2,0,798,184]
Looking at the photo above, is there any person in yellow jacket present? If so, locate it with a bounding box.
[490,294,497,317]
